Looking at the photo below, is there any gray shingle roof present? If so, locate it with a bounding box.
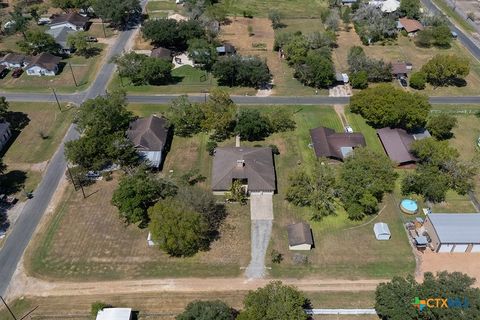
[27,53,61,71]
[310,127,366,160]
[127,115,169,152]
[50,13,88,27]
[287,222,313,246]
[211,147,276,192]
[46,26,76,49]
[427,213,480,244]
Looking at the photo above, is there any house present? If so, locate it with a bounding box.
[46,26,76,55]
[424,213,480,253]
[369,0,400,12]
[25,53,62,76]
[150,47,172,60]
[0,53,30,69]
[50,12,89,31]
[0,122,12,151]
[310,126,366,161]
[397,18,424,35]
[376,127,430,166]
[216,44,236,56]
[211,147,276,194]
[287,222,313,250]
[126,115,170,168]
[374,222,391,240]
[391,61,408,78]
[96,308,132,320]
[335,72,349,84]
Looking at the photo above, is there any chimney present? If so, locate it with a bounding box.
[236,159,245,167]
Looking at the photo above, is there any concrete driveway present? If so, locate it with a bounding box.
[245,193,274,279]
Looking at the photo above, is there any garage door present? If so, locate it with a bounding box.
[453,244,468,253]
[471,245,480,253]
[438,244,454,253]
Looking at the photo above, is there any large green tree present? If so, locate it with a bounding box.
[201,89,236,141]
[148,198,210,257]
[112,168,177,225]
[142,19,205,51]
[349,84,431,130]
[187,38,218,70]
[67,31,94,57]
[399,0,421,18]
[375,272,480,320]
[18,30,60,55]
[8,6,29,40]
[339,148,397,220]
[212,56,271,88]
[167,96,205,137]
[235,109,270,141]
[52,0,92,11]
[237,281,309,320]
[421,54,470,87]
[92,0,141,27]
[426,114,457,140]
[176,300,235,320]
[294,50,335,88]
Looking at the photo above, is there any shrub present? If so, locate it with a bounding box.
[350,71,368,89]
[271,249,283,264]
[206,140,218,155]
[91,302,109,316]
[409,71,426,90]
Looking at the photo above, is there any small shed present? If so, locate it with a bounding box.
[216,44,236,56]
[374,222,391,240]
[287,222,313,250]
[96,308,132,320]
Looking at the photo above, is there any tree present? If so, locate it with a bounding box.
[176,300,235,320]
[347,46,392,82]
[402,165,451,202]
[426,114,457,140]
[410,138,459,168]
[431,24,452,48]
[0,96,9,121]
[375,272,480,320]
[268,10,284,29]
[349,84,431,130]
[142,19,205,51]
[167,96,205,137]
[350,71,368,89]
[112,168,177,225]
[139,57,173,85]
[237,281,309,320]
[294,50,335,88]
[399,0,421,19]
[266,108,296,132]
[421,54,470,87]
[8,7,29,40]
[281,33,310,65]
[67,31,91,56]
[325,9,340,31]
[187,38,218,70]
[339,148,397,220]
[52,0,93,11]
[92,0,141,28]
[148,198,210,257]
[228,179,247,204]
[201,89,236,141]
[235,109,270,141]
[352,4,397,44]
[18,30,60,55]
[212,56,271,88]
[114,52,146,85]
[409,71,426,89]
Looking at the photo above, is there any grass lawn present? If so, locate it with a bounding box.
[0,103,72,199]
[110,65,257,95]
[222,0,327,18]
[344,108,384,154]
[146,0,177,11]
[88,22,116,38]
[333,30,480,96]
[0,44,106,93]
[0,291,375,320]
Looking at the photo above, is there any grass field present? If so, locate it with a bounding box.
[0,291,375,320]
[0,44,106,93]
[222,0,327,18]
[146,0,177,11]
[88,22,116,38]
[333,31,480,96]
[344,108,384,154]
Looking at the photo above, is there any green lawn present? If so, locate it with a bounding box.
[110,65,256,95]
[147,0,177,11]
[345,108,384,154]
[221,0,327,18]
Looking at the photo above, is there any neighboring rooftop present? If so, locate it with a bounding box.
[150,47,172,60]
[427,214,480,244]
[0,52,29,65]
[50,12,89,27]
[27,53,61,71]
[397,18,424,33]
[377,127,430,164]
[127,115,169,152]
[46,26,76,49]
[310,126,366,160]
[96,308,132,320]
[287,222,313,247]
[391,61,408,75]
[212,147,276,192]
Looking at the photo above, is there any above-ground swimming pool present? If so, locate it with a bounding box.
[400,199,418,214]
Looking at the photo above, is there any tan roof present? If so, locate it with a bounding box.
[287,222,313,246]
[391,62,407,75]
[27,53,61,71]
[211,147,276,192]
[50,12,88,27]
[398,18,424,33]
[127,115,169,152]
[310,127,366,160]
[150,47,172,59]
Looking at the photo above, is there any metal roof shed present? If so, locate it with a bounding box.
[374,222,391,240]
[96,308,132,320]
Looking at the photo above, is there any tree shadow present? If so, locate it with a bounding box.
[5,111,30,131]
[450,77,467,87]
[0,170,27,195]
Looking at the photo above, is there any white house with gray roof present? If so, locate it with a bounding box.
[424,213,480,253]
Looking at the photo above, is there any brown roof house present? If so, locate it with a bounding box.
[397,18,424,35]
[0,53,30,69]
[310,126,366,161]
[287,222,313,251]
[211,147,276,194]
[391,61,408,78]
[50,12,89,31]
[376,127,431,165]
[127,115,170,168]
[25,53,61,76]
[150,47,172,60]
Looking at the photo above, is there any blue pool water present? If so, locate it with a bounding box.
[401,199,418,212]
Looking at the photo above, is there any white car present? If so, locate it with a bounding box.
[3,20,15,29]
[344,125,353,134]
[37,18,51,25]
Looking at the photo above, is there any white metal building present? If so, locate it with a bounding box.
[373,222,391,240]
[96,308,132,320]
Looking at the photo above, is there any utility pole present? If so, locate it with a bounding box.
[68,62,78,87]
[51,87,61,111]
[67,166,86,198]
[0,296,17,320]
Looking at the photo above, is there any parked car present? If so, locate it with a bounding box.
[344,125,353,134]
[37,17,51,25]
[399,77,408,87]
[86,171,100,179]
[85,36,98,42]
[12,68,23,78]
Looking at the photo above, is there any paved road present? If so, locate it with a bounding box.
[0,126,79,296]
